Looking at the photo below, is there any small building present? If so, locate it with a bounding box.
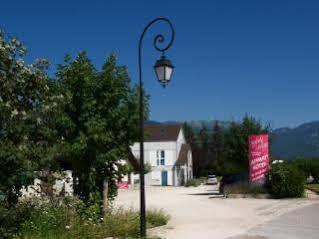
[128,124,193,186]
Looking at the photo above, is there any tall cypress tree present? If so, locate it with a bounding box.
[208,121,226,175]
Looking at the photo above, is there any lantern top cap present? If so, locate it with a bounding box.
[154,55,174,69]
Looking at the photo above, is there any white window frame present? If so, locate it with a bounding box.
[156,149,165,166]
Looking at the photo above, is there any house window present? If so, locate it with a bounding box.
[160,150,165,165]
[156,150,165,166]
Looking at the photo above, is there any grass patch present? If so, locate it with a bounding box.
[185,178,205,187]
[224,182,268,196]
[146,209,170,228]
[305,184,319,194]
[1,198,169,239]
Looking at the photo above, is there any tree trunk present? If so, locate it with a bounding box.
[103,178,109,215]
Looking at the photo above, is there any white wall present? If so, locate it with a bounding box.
[187,150,193,179]
[129,128,191,186]
[21,170,73,198]
[176,129,186,159]
[131,141,177,185]
[131,141,177,167]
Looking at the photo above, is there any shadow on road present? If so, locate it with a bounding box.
[186,190,224,198]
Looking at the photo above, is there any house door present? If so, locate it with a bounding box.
[180,168,185,186]
[161,171,168,186]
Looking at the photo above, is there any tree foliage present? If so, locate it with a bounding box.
[184,115,270,177]
[271,163,305,198]
[55,52,145,203]
[223,115,270,174]
[292,158,319,183]
[0,30,148,208]
[208,121,226,175]
[0,31,65,205]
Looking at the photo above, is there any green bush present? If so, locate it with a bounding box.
[0,201,34,239]
[224,182,268,195]
[146,209,170,228]
[271,163,305,198]
[102,208,140,238]
[292,159,319,183]
[185,178,201,187]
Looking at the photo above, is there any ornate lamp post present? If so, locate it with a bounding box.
[138,17,175,238]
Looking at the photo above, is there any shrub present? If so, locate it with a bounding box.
[0,201,34,239]
[224,182,268,195]
[185,178,201,187]
[146,209,170,228]
[271,163,305,198]
[102,208,169,238]
[13,198,78,239]
[102,208,140,238]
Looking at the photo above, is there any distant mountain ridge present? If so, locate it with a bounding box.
[148,120,319,159]
[272,121,319,159]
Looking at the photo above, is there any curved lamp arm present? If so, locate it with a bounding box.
[139,17,175,88]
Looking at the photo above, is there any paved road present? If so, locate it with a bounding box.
[231,203,319,239]
[116,185,316,239]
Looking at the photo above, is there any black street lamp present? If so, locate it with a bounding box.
[138,17,175,238]
[154,55,174,87]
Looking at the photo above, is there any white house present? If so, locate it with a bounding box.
[127,124,193,186]
[20,170,74,198]
[20,124,192,198]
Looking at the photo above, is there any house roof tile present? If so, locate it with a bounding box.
[144,124,181,142]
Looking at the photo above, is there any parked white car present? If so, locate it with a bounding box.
[207,175,218,185]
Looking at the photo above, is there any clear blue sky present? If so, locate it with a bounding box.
[2,0,319,128]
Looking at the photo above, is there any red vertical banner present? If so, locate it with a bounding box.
[249,134,270,184]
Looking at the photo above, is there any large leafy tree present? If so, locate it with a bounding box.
[56,52,145,208]
[0,31,63,205]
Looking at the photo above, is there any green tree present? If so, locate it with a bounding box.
[224,115,270,175]
[197,124,210,176]
[183,122,199,176]
[56,52,146,210]
[208,121,225,175]
[183,122,195,146]
[0,31,63,205]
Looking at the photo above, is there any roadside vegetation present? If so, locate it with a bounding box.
[223,182,268,196]
[290,158,319,195]
[305,184,319,194]
[183,116,319,199]
[0,197,169,239]
[291,158,319,183]
[270,163,305,198]
[222,163,306,198]
[185,177,206,187]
